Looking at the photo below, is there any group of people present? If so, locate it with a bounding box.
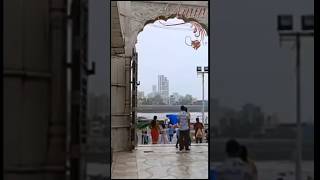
[148,105,205,151]
[148,116,172,144]
[148,115,177,144]
[213,139,258,180]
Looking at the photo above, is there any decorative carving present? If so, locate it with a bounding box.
[186,21,208,49]
[128,1,208,50]
[130,1,207,25]
[185,37,201,50]
[142,15,208,50]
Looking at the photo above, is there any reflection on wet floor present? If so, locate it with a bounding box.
[112,144,208,179]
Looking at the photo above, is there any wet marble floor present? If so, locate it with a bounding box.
[112,143,208,179]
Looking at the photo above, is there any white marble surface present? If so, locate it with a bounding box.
[112,144,208,179]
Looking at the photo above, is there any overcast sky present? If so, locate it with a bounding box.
[135,18,208,100]
[211,0,314,122]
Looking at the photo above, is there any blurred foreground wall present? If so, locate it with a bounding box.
[4,0,67,179]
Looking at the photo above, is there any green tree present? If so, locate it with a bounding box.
[153,94,165,105]
[179,94,194,105]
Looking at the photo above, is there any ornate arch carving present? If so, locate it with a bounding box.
[136,14,208,50]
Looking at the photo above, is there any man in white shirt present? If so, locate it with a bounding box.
[215,139,254,180]
[178,106,190,151]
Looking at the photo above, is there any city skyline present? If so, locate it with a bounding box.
[140,88,207,101]
[137,72,208,100]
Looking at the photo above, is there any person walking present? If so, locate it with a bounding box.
[194,117,204,143]
[167,124,174,144]
[178,106,190,151]
[150,116,160,144]
[159,123,168,144]
[143,130,149,144]
[239,145,258,180]
[215,139,254,180]
[184,107,192,146]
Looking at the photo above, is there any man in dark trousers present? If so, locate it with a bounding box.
[178,106,190,151]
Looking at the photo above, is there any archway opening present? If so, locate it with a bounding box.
[134,15,209,147]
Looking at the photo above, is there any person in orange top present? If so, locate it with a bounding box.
[150,116,160,144]
[194,117,204,143]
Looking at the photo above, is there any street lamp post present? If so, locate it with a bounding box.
[277,14,314,180]
[197,66,208,124]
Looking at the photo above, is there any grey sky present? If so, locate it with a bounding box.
[136,18,208,100]
[211,0,313,122]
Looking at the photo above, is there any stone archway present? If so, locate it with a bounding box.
[111,3,209,177]
[112,1,208,152]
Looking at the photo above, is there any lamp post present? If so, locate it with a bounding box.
[277,14,314,180]
[197,66,208,124]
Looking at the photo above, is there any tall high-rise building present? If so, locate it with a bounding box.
[158,75,169,104]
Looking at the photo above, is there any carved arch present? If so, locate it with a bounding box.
[138,14,208,34]
[135,14,208,50]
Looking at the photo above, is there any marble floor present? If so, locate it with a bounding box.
[111,143,208,179]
